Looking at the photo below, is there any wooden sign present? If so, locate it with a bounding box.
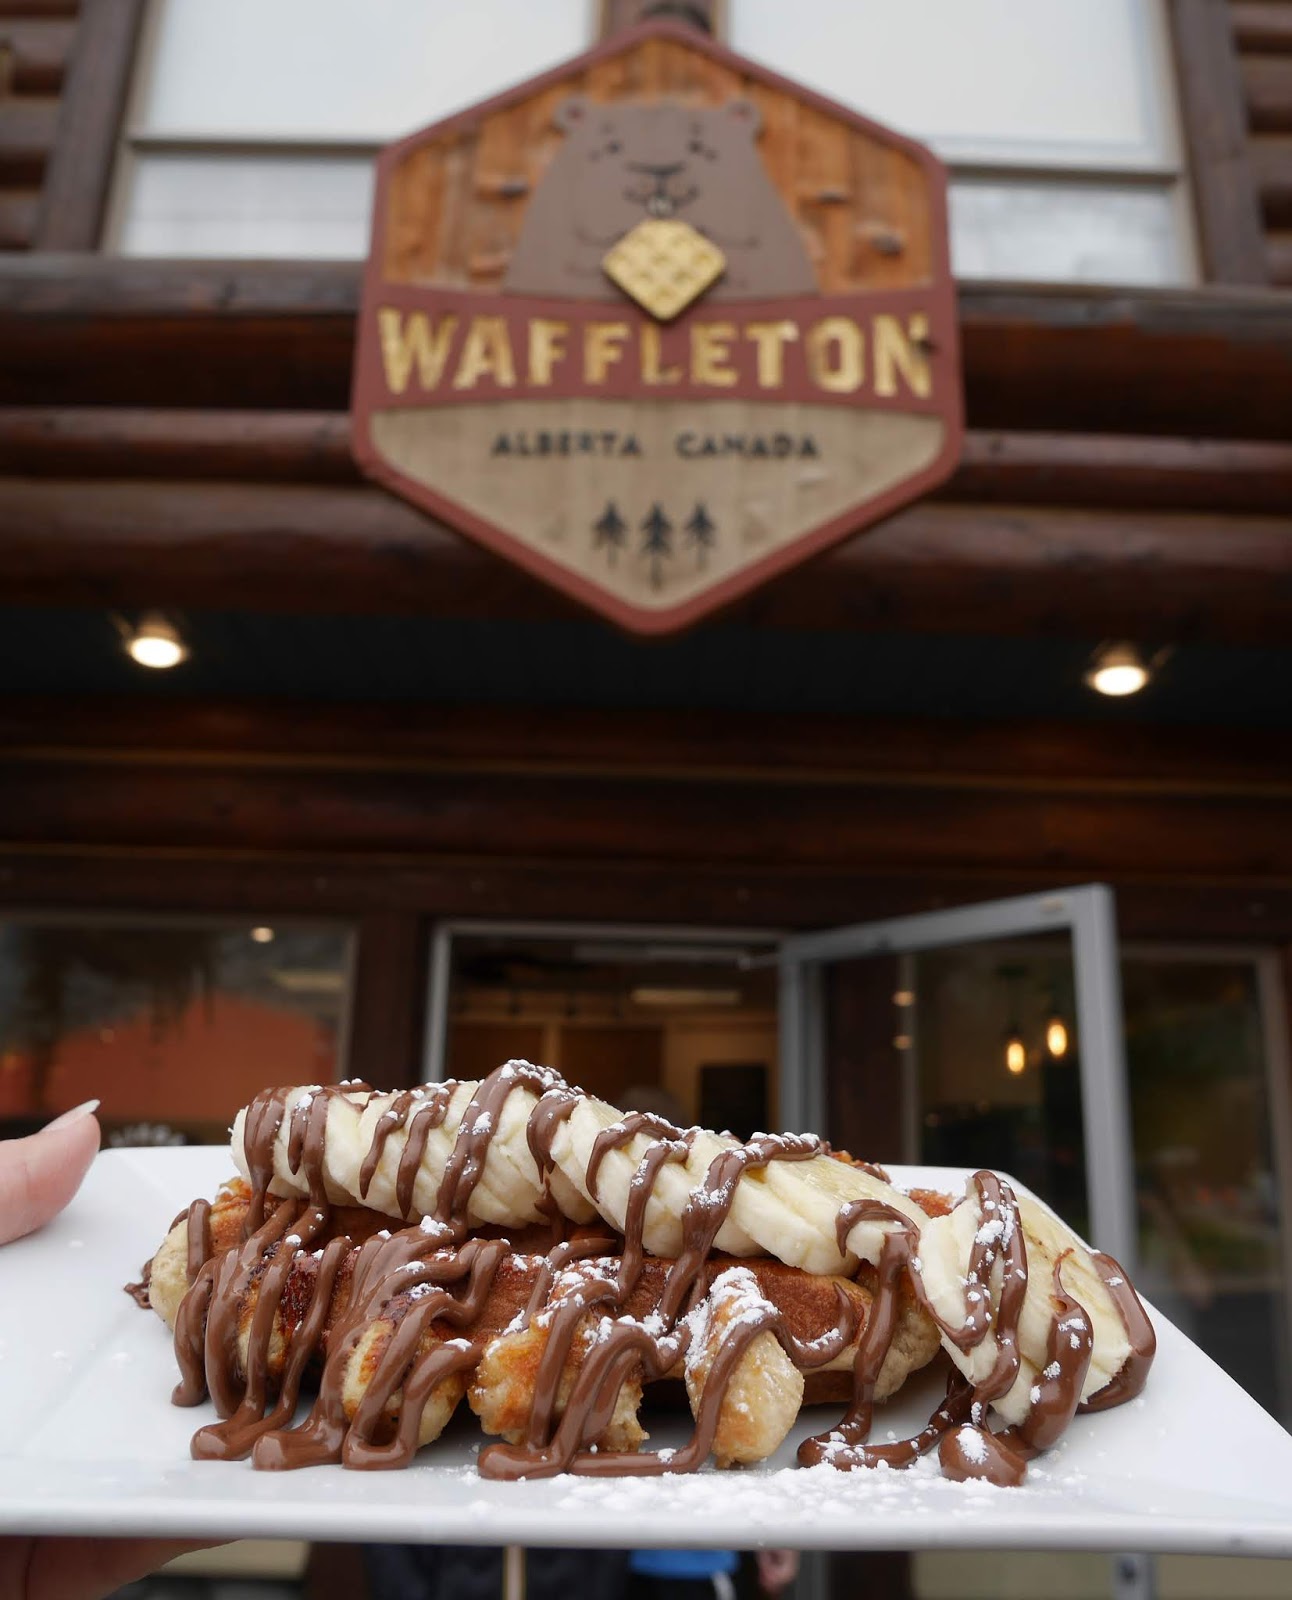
[352,21,962,635]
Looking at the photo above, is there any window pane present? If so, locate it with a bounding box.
[116,152,1189,289]
[0,918,355,1144]
[730,0,1175,168]
[1122,956,1291,1423]
[116,152,373,258]
[950,179,1188,286]
[910,938,1088,1237]
[136,0,596,141]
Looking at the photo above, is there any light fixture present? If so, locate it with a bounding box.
[250,926,275,944]
[1084,642,1149,698]
[1005,1028,1027,1076]
[892,989,914,1007]
[630,986,741,1008]
[124,612,187,670]
[1045,1013,1069,1058]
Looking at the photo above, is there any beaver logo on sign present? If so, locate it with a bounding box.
[503,97,816,303]
[352,20,962,635]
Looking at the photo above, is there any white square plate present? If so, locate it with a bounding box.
[1,1147,1291,1553]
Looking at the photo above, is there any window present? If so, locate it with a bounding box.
[111,0,1192,285]
[728,0,1193,285]
[109,0,597,257]
[0,915,356,1144]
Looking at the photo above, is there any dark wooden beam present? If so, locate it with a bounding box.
[1241,53,1292,134]
[1170,0,1270,282]
[6,698,1291,795]
[1232,2,1292,54]
[33,0,145,249]
[2,744,1290,882]
[5,410,1292,516]
[1251,132,1292,226]
[2,848,1290,942]
[3,474,1290,640]
[347,911,426,1089]
[3,258,1292,439]
[601,0,716,36]
[0,17,75,95]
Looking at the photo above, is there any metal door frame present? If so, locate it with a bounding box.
[776,883,1137,1268]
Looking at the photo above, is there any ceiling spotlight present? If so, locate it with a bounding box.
[125,613,187,670]
[1005,1028,1027,1076]
[1085,642,1149,698]
[250,926,275,944]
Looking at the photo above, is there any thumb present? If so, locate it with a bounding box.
[0,1101,101,1247]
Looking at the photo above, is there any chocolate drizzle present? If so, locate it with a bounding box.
[164,1064,1155,1484]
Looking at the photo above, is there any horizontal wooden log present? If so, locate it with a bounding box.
[1232,1,1292,53]
[0,187,36,248]
[1242,52,1292,130]
[1,845,1289,941]
[1,755,1289,884]
[4,259,1292,439]
[1267,228,1292,281]
[1251,132,1292,224]
[0,95,57,181]
[0,1,78,17]
[0,17,74,92]
[4,698,1290,795]
[1,476,1290,639]
[5,410,1292,515]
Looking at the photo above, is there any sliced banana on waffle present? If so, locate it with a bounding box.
[917,1178,1130,1423]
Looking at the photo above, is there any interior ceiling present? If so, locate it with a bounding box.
[1,607,1290,727]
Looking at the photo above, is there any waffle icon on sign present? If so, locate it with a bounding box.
[602,218,727,321]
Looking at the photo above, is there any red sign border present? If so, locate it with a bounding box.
[352,18,963,638]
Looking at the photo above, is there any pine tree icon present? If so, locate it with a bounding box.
[640,504,674,589]
[592,501,628,563]
[684,503,716,566]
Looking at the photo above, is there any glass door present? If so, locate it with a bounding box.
[775,884,1137,1266]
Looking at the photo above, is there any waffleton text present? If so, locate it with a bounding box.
[374,303,935,405]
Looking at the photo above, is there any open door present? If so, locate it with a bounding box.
[774,883,1137,1268]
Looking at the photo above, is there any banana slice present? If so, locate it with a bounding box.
[756,1155,929,1274]
[917,1178,1130,1422]
[548,1097,762,1257]
[230,1085,371,1207]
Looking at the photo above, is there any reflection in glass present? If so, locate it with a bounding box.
[913,938,1087,1239]
[0,919,355,1144]
[1122,956,1290,1423]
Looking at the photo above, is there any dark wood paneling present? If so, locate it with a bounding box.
[346,910,426,1088]
[1251,132,1292,224]
[4,259,1292,441]
[1267,228,1292,281]
[2,758,1291,882]
[5,699,1291,794]
[34,0,145,249]
[3,849,1290,946]
[7,410,1292,517]
[1233,2,1292,53]
[1171,0,1270,281]
[5,475,1291,640]
[826,955,904,1158]
[602,1,717,34]
[0,94,58,182]
[1242,52,1292,131]
[0,18,74,93]
[0,186,35,246]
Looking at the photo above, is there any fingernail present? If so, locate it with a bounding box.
[45,1098,101,1131]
